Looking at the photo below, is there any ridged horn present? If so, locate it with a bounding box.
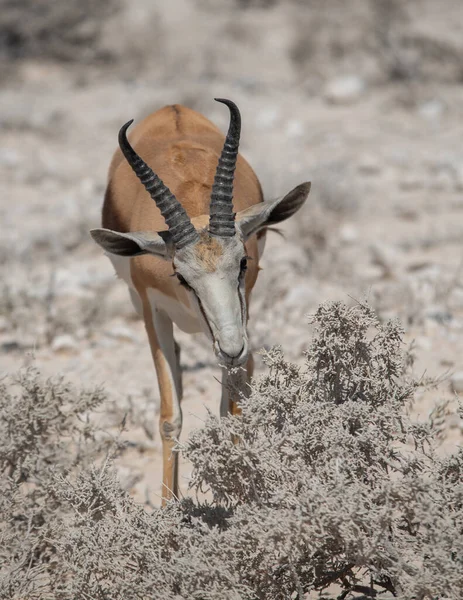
[118,120,199,249]
[209,98,241,238]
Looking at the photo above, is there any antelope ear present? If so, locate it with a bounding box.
[236,182,311,240]
[90,228,173,259]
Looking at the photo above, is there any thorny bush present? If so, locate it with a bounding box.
[0,302,462,599]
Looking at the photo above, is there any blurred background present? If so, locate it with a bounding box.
[1,0,462,501]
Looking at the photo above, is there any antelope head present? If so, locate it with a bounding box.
[91,99,311,366]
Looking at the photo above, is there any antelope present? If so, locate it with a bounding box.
[91,98,311,504]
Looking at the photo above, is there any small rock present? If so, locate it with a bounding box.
[414,335,432,352]
[235,75,258,92]
[406,260,433,273]
[105,324,138,343]
[423,317,439,335]
[255,107,279,129]
[80,349,95,362]
[453,164,463,192]
[450,372,463,394]
[418,99,444,121]
[54,268,91,298]
[448,412,462,429]
[0,316,8,332]
[285,119,304,138]
[324,75,366,105]
[430,170,453,192]
[448,288,463,310]
[379,310,398,321]
[51,334,78,353]
[74,327,88,341]
[424,306,452,325]
[117,466,142,492]
[96,337,117,349]
[79,177,98,197]
[272,243,310,271]
[370,242,400,278]
[1,339,20,352]
[0,148,20,168]
[440,358,455,368]
[395,206,419,221]
[360,265,384,282]
[283,283,315,311]
[358,155,382,176]
[399,175,423,191]
[339,223,358,244]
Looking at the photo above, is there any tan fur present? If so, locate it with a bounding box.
[194,231,224,272]
[103,104,263,301]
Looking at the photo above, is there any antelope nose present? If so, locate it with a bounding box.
[220,340,244,359]
[217,328,245,359]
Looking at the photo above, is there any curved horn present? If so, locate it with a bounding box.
[209,98,241,238]
[118,120,199,249]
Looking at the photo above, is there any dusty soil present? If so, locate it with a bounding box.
[1,0,462,505]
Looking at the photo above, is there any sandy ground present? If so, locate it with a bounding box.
[1,0,462,506]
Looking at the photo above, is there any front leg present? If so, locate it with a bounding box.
[220,352,254,418]
[141,295,183,505]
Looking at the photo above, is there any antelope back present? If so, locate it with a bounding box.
[102,104,264,235]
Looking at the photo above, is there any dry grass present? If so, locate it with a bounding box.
[291,160,358,279]
[0,0,118,64]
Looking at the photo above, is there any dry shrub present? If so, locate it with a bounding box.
[0,0,118,63]
[371,0,463,84]
[1,303,462,599]
[0,367,108,598]
[290,160,357,278]
[287,0,463,86]
[0,273,110,348]
[183,303,462,598]
[0,207,116,348]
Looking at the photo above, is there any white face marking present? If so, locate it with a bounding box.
[173,233,249,366]
[105,231,250,366]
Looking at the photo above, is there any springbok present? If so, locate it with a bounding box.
[91,98,311,503]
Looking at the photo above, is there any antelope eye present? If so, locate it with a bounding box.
[176,273,190,288]
[240,257,248,272]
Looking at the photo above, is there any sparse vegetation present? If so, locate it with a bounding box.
[1,0,463,597]
[0,273,113,348]
[291,160,358,278]
[1,303,461,599]
[0,0,118,63]
[0,367,108,599]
